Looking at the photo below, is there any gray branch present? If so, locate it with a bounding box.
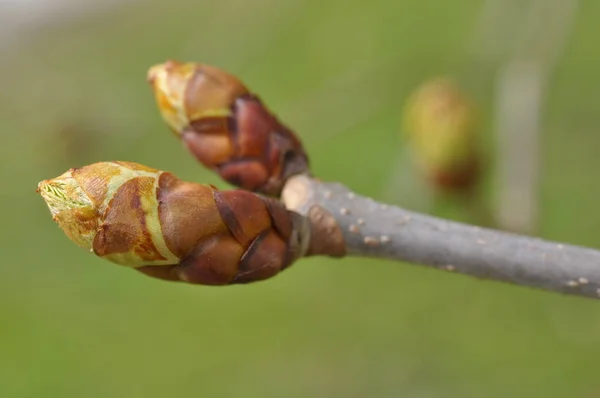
[282,174,600,300]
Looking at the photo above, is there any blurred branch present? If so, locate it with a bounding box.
[282,174,600,300]
[492,0,579,234]
[464,0,579,234]
[495,61,543,234]
[0,0,137,56]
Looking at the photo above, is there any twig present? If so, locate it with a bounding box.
[282,174,600,300]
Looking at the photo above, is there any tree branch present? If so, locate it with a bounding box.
[282,174,600,300]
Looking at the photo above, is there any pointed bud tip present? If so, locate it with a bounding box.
[37,171,93,215]
[146,60,178,85]
[146,60,197,134]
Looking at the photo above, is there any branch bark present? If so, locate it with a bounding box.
[282,174,600,300]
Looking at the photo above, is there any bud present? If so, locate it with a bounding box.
[37,161,310,285]
[147,60,309,196]
[402,78,479,193]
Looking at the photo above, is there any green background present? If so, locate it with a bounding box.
[2,0,600,396]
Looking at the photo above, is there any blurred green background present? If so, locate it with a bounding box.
[2,0,600,397]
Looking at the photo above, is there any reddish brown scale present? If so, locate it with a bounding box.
[233,230,288,284]
[178,235,245,285]
[235,96,308,189]
[184,118,234,166]
[136,265,180,282]
[183,95,309,196]
[213,190,271,246]
[263,197,293,240]
[218,160,270,192]
[234,96,272,158]
[156,172,225,258]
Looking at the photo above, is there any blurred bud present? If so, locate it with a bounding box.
[402,77,480,193]
[37,161,310,285]
[147,60,309,196]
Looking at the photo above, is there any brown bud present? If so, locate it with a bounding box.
[147,60,309,196]
[37,161,310,285]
